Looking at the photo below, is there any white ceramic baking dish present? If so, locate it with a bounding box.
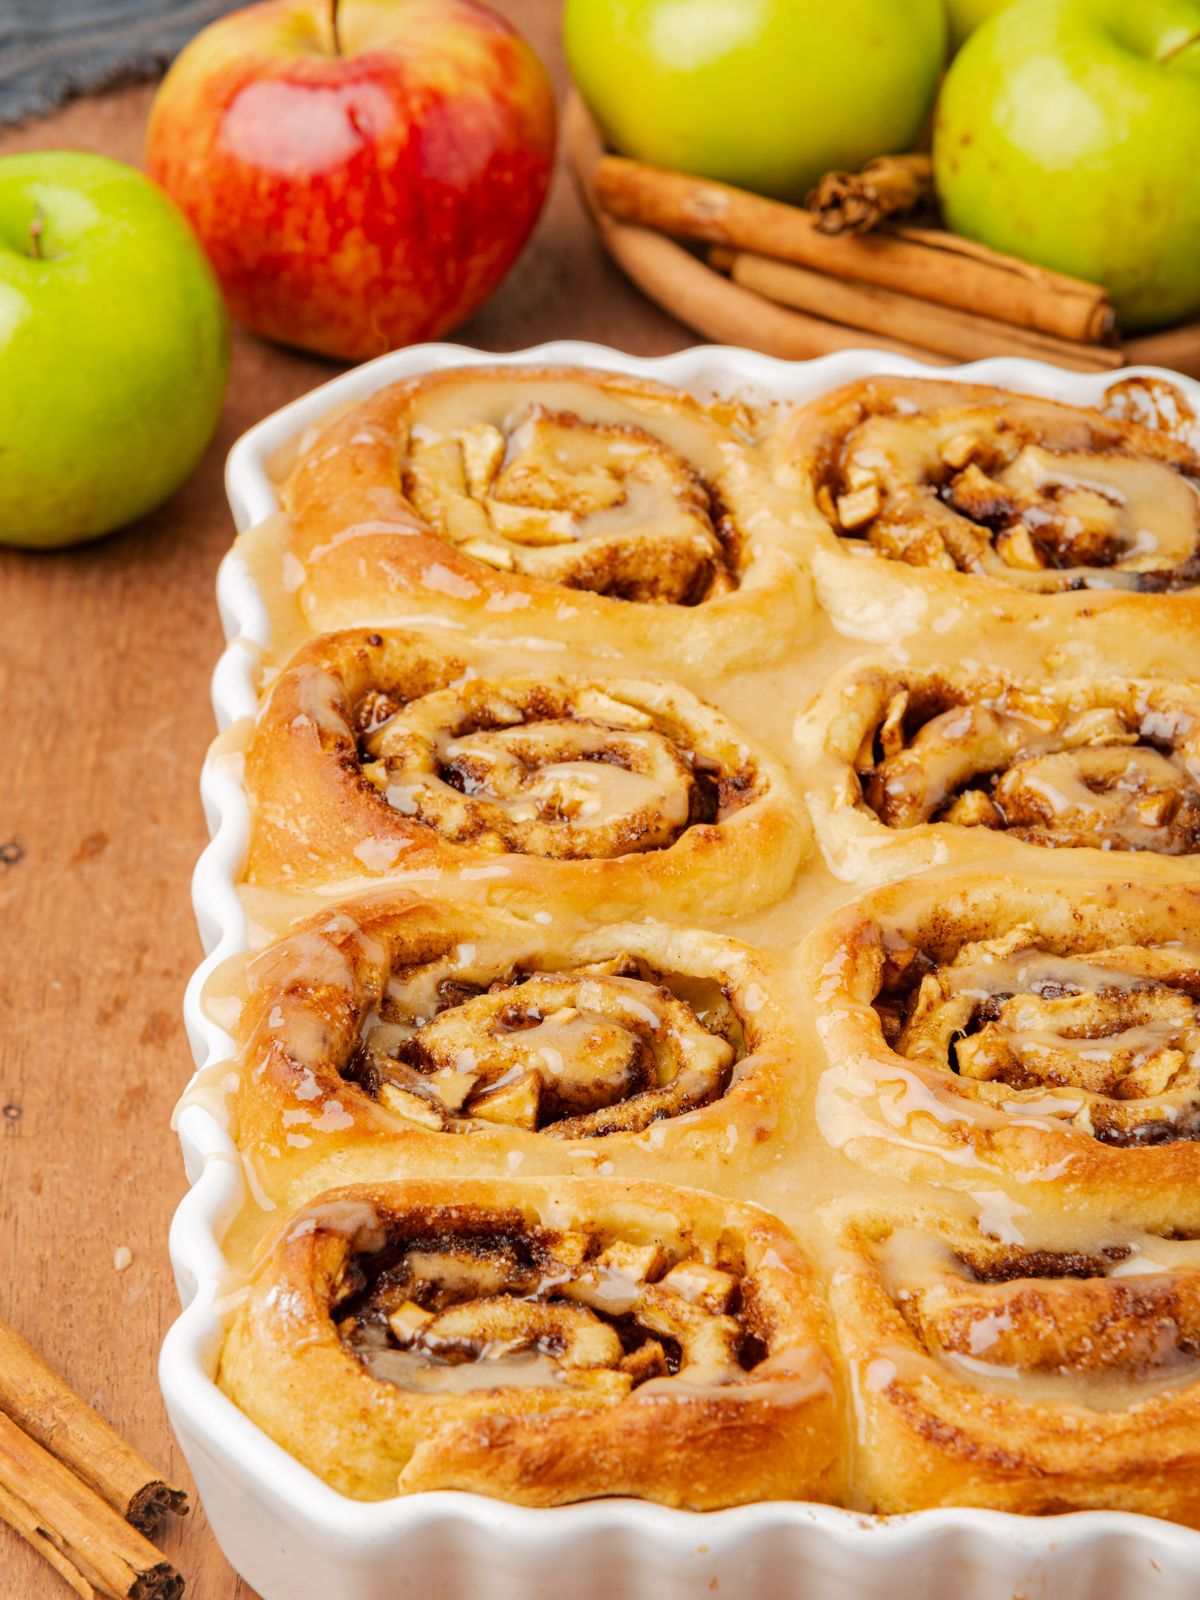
[166,341,1200,1600]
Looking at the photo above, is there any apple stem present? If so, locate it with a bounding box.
[330,0,341,55]
[1159,27,1200,64]
[27,206,44,261]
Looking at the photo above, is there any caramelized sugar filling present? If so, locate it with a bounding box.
[353,677,758,860]
[347,953,743,1137]
[334,1212,767,1394]
[873,930,1200,1146]
[854,676,1200,853]
[815,401,1200,591]
[405,403,740,605]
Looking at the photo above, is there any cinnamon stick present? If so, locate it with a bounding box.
[1125,320,1200,379]
[592,146,1115,344]
[807,154,935,236]
[0,1477,95,1599]
[712,247,1123,373]
[0,1410,182,1599]
[0,1317,187,1535]
[564,92,949,365]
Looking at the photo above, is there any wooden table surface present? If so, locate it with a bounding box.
[0,5,688,1594]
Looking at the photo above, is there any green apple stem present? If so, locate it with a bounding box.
[1159,27,1200,64]
[330,0,341,55]
[27,206,45,260]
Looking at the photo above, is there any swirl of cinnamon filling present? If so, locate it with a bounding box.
[234,894,790,1201]
[353,958,737,1138]
[244,629,806,915]
[407,400,736,605]
[810,877,1200,1229]
[883,930,1200,1146]
[338,1214,756,1394]
[277,366,815,678]
[830,1207,1200,1521]
[885,1225,1200,1380]
[218,1179,841,1506]
[847,669,1200,854]
[777,376,1200,592]
[360,676,733,860]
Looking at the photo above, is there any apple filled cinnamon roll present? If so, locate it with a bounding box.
[809,874,1200,1230]
[766,376,1200,672]
[218,1178,843,1506]
[830,1205,1200,1524]
[796,662,1200,885]
[278,365,812,672]
[244,627,808,916]
[234,892,794,1205]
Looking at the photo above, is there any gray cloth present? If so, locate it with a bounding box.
[0,0,242,127]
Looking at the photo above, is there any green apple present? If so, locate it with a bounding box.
[0,152,229,548]
[945,0,1016,50]
[934,0,1200,331]
[564,0,946,200]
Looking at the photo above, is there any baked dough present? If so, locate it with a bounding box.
[234,891,798,1207]
[765,375,1200,674]
[808,872,1200,1229]
[830,1203,1200,1524]
[281,364,814,672]
[244,627,809,917]
[204,361,1200,1521]
[796,661,1200,885]
[219,1178,843,1507]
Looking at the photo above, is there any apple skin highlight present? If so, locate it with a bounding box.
[146,0,557,361]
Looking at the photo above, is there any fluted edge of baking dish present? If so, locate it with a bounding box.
[168,341,1200,1600]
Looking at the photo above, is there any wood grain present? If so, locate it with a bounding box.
[0,5,688,1594]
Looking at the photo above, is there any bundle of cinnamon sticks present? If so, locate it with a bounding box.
[565,93,1200,378]
[0,1316,186,1598]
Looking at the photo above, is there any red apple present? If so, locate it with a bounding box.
[146,0,556,360]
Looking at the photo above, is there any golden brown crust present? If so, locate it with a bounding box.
[830,1204,1200,1524]
[765,376,1200,674]
[281,365,814,673]
[218,1178,844,1507]
[243,628,809,917]
[806,873,1200,1229]
[796,661,1200,886]
[233,892,797,1207]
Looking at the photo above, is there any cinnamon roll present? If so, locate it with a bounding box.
[234,892,793,1205]
[243,628,808,917]
[809,874,1200,1229]
[218,1179,842,1506]
[767,376,1200,672]
[796,662,1200,885]
[831,1205,1200,1524]
[279,365,812,672]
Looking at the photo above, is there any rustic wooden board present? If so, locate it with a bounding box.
[0,5,688,1593]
